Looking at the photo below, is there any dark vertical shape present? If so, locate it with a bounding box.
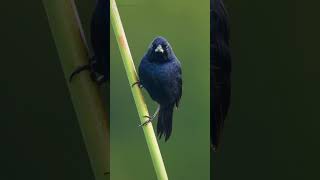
[157,103,175,141]
[138,37,182,142]
[211,0,231,151]
[90,0,110,82]
[69,0,109,83]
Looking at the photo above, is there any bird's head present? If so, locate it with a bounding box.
[147,36,174,63]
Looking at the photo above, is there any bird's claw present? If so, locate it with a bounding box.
[132,81,143,88]
[69,56,100,83]
[138,115,154,127]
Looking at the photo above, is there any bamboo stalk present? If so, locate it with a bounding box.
[41,1,109,179]
[110,0,168,179]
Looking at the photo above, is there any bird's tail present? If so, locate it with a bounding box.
[157,103,175,141]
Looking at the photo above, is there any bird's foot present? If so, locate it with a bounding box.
[69,56,97,82]
[138,115,155,127]
[69,56,106,85]
[131,81,143,88]
[69,64,91,82]
[95,74,105,85]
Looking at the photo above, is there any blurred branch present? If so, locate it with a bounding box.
[110,0,168,179]
[41,0,109,179]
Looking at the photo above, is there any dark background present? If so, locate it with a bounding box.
[213,0,320,180]
[0,1,95,179]
[0,0,319,180]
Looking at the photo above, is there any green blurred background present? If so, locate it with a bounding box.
[110,0,210,179]
[0,0,320,180]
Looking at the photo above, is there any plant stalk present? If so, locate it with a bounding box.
[110,0,168,179]
[42,1,109,179]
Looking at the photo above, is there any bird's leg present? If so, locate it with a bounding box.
[69,55,107,85]
[131,81,143,88]
[69,56,97,82]
[87,56,103,83]
[138,105,160,127]
[96,75,106,86]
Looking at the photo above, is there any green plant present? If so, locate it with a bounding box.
[110,0,168,179]
[42,1,109,179]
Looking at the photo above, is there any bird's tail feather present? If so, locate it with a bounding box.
[157,104,175,141]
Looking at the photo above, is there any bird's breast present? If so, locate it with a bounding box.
[139,61,179,105]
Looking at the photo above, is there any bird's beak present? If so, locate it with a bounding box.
[155,45,164,53]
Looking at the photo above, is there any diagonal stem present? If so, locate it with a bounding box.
[110,0,168,179]
[42,0,109,179]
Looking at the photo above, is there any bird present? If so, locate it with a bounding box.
[69,0,109,84]
[211,0,231,151]
[136,36,182,141]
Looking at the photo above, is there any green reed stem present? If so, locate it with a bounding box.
[42,1,109,179]
[110,0,168,179]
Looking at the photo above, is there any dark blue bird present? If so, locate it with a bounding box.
[137,37,182,141]
[69,0,109,84]
[211,0,231,151]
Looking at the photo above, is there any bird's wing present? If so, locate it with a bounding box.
[175,62,182,108]
[163,60,182,107]
[138,56,152,86]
